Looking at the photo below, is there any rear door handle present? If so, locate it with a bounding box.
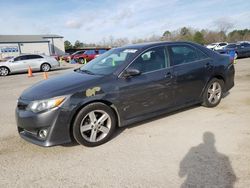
[205,62,212,69]
[165,72,172,79]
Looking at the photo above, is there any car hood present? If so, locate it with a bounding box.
[20,71,104,100]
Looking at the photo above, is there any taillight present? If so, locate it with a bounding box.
[230,58,234,64]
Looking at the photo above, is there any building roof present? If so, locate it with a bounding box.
[0,34,63,43]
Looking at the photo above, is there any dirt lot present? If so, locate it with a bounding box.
[0,59,250,188]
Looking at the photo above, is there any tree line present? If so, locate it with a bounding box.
[64,28,250,50]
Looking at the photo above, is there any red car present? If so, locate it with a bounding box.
[74,49,109,62]
[63,50,85,61]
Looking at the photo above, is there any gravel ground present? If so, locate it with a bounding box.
[0,59,249,188]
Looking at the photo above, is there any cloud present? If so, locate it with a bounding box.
[0,0,249,43]
[65,19,83,29]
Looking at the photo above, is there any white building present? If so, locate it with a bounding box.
[0,34,65,59]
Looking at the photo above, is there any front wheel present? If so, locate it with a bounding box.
[0,67,9,76]
[202,78,224,107]
[73,103,116,147]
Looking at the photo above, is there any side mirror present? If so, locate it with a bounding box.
[123,68,141,78]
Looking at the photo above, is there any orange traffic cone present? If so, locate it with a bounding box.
[43,72,48,80]
[28,66,33,77]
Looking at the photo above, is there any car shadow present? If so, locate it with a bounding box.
[111,104,200,140]
[179,132,237,187]
[61,92,232,148]
[61,104,200,148]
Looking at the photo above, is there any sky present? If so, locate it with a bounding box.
[0,0,249,43]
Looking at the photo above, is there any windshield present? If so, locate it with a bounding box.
[79,48,138,75]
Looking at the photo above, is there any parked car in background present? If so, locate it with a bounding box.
[64,50,85,61]
[16,41,234,147]
[74,49,110,62]
[206,42,228,50]
[0,54,60,76]
[215,42,250,59]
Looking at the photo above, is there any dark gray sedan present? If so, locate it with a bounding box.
[16,41,235,147]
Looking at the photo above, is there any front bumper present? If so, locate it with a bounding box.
[15,99,72,147]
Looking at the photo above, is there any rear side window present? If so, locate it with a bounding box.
[169,45,207,66]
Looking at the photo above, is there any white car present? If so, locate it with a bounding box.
[206,42,228,50]
[0,54,60,76]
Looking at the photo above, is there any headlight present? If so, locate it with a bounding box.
[27,96,66,113]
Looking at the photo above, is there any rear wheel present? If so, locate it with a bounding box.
[73,103,116,147]
[0,67,9,76]
[41,63,51,72]
[202,78,223,107]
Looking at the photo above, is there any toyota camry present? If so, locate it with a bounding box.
[16,41,235,147]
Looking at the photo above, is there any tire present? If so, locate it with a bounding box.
[0,67,9,76]
[72,103,117,147]
[41,63,51,72]
[202,78,224,108]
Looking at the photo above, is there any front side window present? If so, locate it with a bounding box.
[129,46,168,73]
[84,50,96,55]
[72,51,85,55]
[14,55,28,61]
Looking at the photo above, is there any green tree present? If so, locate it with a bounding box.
[179,27,192,41]
[64,40,72,50]
[162,30,172,41]
[74,40,83,49]
[193,31,205,45]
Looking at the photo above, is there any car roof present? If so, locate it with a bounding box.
[121,41,200,50]
[14,54,46,58]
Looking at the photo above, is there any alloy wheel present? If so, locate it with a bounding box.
[41,64,50,72]
[207,82,222,105]
[80,110,111,142]
[0,67,9,76]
